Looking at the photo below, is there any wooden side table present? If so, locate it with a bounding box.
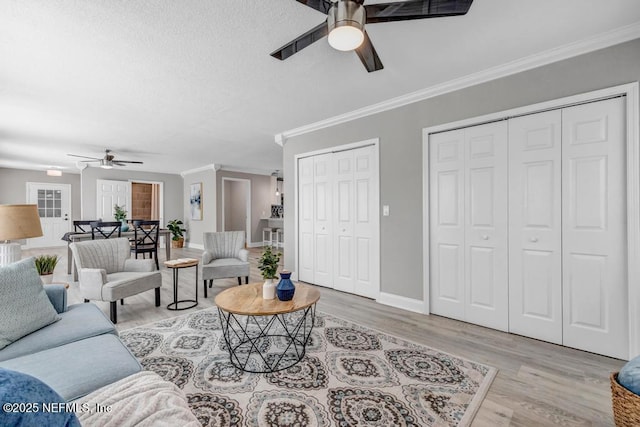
[215,282,320,373]
[164,259,199,311]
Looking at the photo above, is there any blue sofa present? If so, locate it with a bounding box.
[0,285,141,401]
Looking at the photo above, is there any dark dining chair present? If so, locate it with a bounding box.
[90,221,122,240]
[73,220,95,233]
[131,220,160,270]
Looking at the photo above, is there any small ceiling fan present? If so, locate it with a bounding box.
[67,149,143,169]
[271,0,473,72]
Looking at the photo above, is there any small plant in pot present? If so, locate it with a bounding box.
[114,204,129,232]
[258,246,281,299]
[34,255,59,284]
[167,219,186,248]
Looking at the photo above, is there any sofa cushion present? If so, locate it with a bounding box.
[0,368,81,427]
[619,354,640,395]
[0,303,117,362]
[0,334,141,401]
[0,258,61,350]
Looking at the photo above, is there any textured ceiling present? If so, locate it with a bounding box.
[1,0,639,175]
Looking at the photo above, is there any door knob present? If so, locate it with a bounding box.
[530,237,539,243]
[342,229,346,232]
[482,235,489,240]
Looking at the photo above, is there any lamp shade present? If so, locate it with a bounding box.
[0,205,43,241]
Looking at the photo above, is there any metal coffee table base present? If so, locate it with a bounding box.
[218,305,316,373]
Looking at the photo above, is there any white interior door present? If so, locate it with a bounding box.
[430,129,466,321]
[508,110,563,344]
[313,154,333,288]
[333,149,355,293]
[562,97,628,359]
[96,179,131,221]
[464,122,509,331]
[353,145,379,299]
[298,157,315,283]
[26,183,71,248]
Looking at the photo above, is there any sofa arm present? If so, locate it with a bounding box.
[238,249,249,262]
[124,259,156,272]
[202,250,214,265]
[44,285,67,313]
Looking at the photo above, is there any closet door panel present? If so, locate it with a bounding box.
[464,122,509,331]
[353,146,378,298]
[298,156,315,283]
[314,154,333,288]
[508,110,562,344]
[334,150,355,293]
[562,97,627,359]
[430,130,465,321]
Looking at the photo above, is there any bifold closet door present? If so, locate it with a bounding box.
[430,129,466,321]
[562,97,628,359]
[430,122,508,331]
[298,156,315,283]
[313,153,333,288]
[508,110,563,344]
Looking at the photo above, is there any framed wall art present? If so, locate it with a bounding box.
[190,182,202,220]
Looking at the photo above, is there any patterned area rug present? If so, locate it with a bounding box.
[120,308,496,426]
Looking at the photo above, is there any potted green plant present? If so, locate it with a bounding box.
[114,204,129,231]
[34,254,59,284]
[258,246,281,299]
[167,219,186,248]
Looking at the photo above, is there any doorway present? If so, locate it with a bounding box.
[26,182,71,248]
[131,181,164,225]
[221,178,251,245]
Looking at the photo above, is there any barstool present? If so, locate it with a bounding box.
[275,228,284,249]
[262,228,274,247]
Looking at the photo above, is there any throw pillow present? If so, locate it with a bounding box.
[0,368,80,426]
[619,354,640,395]
[0,258,61,350]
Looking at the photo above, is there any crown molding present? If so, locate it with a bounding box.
[180,164,218,177]
[274,22,640,144]
[218,165,273,176]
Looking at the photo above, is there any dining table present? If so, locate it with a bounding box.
[63,229,172,281]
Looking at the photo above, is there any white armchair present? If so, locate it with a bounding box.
[202,231,249,298]
[70,238,161,323]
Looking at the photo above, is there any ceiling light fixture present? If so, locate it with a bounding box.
[46,169,62,177]
[100,159,113,169]
[327,0,365,52]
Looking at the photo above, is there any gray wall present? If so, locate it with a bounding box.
[81,167,183,225]
[216,170,274,245]
[283,38,640,301]
[0,167,82,220]
[182,168,216,247]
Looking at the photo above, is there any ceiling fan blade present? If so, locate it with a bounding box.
[113,160,144,164]
[365,0,473,24]
[67,154,101,160]
[355,31,384,72]
[270,20,329,61]
[295,0,332,14]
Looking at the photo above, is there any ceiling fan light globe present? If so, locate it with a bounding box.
[327,0,365,52]
[328,26,364,51]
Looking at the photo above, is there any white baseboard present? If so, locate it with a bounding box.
[187,243,204,250]
[247,242,263,248]
[377,292,425,314]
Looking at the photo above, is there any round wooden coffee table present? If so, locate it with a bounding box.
[215,282,320,373]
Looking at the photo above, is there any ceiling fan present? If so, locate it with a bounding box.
[67,149,143,169]
[271,0,474,72]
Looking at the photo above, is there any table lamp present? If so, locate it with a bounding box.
[0,204,43,267]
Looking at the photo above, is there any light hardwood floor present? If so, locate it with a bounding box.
[29,244,623,426]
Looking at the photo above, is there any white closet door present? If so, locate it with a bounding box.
[353,145,379,299]
[464,122,509,331]
[562,97,628,359]
[430,129,466,321]
[333,149,355,293]
[313,154,333,288]
[298,156,315,283]
[96,179,131,220]
[508,110,563,344]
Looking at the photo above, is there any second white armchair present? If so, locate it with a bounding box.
[202,231,250,298]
